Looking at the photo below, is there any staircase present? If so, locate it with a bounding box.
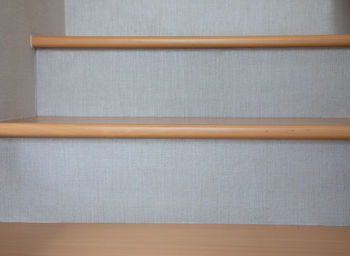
[1,0,350,255]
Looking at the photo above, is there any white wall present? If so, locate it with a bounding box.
[0,0,65,121]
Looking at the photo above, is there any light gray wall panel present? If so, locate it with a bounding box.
[65,0,350,36]
[37,48,350,117]
[0,0,65,121]
[1,139,350,225]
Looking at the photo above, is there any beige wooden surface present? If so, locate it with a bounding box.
[31,34,350,48]
[1,116,350,139]
[0,223,349,256]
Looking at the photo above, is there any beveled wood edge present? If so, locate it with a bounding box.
[1,116,350,139]
[31,34,350,48]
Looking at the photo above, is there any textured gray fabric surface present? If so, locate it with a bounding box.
[37,48,350,117]
[0,0,65,121]
[1,138,350,225]
[65,0,350,36]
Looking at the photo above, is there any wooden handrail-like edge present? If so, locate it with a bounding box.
[30,34,350,48]
[1,118,350,139]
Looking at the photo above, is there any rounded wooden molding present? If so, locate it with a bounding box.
[31,34,350,48]
[1,117,350,139]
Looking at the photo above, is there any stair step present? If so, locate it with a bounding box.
[0,223,349,255]
[31,34,350,48]
[1,116,350,139]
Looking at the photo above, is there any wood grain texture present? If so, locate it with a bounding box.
[31,34,350,48]
[0,223,349,256]
[1,116,350,139]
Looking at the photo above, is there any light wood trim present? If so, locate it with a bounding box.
[31,34,350,48]
[1,116,350,139]
[0,223,349,255]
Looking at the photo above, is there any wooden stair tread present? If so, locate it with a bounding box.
[0,223,349,256]
[31,34,350,48]
[1,116,350,139]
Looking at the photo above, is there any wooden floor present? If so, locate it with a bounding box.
[1,116,350,139]
[0,223,349,256]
